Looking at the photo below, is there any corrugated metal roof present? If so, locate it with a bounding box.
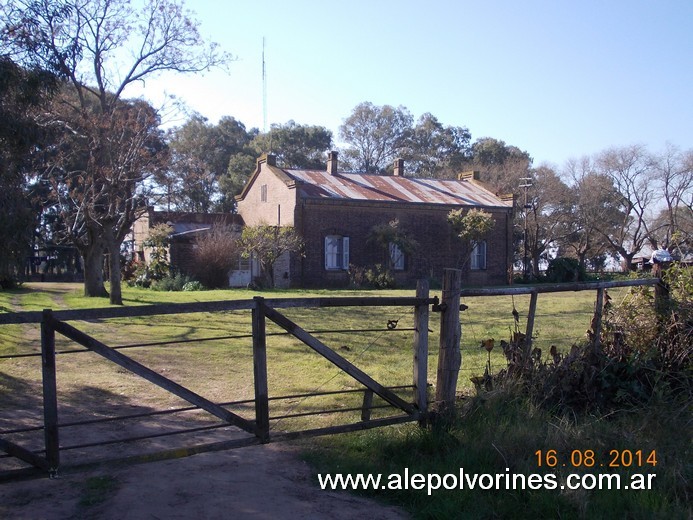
[285,170,511,207]
[170,223,211,236]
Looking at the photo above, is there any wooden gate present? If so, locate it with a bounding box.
[0,285,436,479]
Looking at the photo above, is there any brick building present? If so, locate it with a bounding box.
[131,209,248,284]
[234,152,514,288]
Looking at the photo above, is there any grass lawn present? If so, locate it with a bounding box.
[2,281,687,519]
[0,282,626,410]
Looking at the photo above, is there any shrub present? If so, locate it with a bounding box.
[545,257,586,283]
[0,276,21,290]
[191,224,240,289]
[348,264,396,289]
[365,264,396,288]
[182,280,205,291]
[142,223,173,281]
[483,265,691,413]
[151,273,194,292]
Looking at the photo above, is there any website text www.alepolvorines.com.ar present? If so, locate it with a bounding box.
[317,468,657,496]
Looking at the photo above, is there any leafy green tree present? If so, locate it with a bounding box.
[165,114,255,212]
[251,120,332,169]
[237,225,303,288]
[216,120,331,211]
[448,208,495,241]
[138,223,173,285]
[0,57,57,286]
[218,153,256,210]
[465,137,533,195]
[522,165,573,279]
[405,113,472,178]
[339,102,413,173]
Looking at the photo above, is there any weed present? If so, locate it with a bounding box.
[78,475,119,507]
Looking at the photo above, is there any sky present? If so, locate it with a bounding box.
[130,0,693,169]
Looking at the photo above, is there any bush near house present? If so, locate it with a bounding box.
[545,257,587,283]
[191,225,239,289]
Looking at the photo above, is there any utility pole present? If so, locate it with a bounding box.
[519,177,533,282]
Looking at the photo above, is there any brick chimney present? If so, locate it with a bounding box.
[458,170,481,181]
[260,153,276,167]
[393,158,404,177]
[327,151,338,174]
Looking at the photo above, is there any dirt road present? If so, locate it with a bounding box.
[1,443,408,519]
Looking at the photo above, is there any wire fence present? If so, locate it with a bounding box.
[455,280,660,388]
[0,295,431,477]
[0,278,661,477]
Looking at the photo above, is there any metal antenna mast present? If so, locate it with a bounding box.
[262,37,268,134]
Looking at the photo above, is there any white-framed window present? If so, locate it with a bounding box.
[325,235,349,270]
[389,243,405,271]
[471,240,487,270]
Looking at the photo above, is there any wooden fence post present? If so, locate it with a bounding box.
[592,288,605,352]
[252,297,270,443]
[413,279,429,423]
[652,263,670,315]
[524,290,538,361]
[361,389,374,421]
[41,309,60,477]
[435,269,462,415]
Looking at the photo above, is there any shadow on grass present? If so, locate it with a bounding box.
[0,369,253,476]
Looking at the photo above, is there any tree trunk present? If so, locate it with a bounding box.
[82,241,108,298]
[621,252,636,272]
[102,224,124,305]
[106,239,123,305]
[531,251,542,279]
[577,252,588,273]
[265,262,275,288]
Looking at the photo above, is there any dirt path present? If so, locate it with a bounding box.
[0,443,408,520]
[1,283,409,518]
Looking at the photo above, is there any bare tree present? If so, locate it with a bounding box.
[560,157,623,270]
[523,165,573,278]
[192,224,240,288]
[1,0,231,303]
[41,89,167,303]
[593,145,656,270]
[649,143,693,254]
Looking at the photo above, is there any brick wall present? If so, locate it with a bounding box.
[236,163,297,227]
[235,156,514,289]
[294,199,512,288]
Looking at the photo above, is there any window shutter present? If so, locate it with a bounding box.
[324,237,330,270]
[342,237,350,269]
